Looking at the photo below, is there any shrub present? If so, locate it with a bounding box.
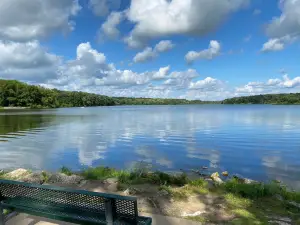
[60,166,73,176]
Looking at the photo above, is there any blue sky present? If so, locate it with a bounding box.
[0,0,300,100]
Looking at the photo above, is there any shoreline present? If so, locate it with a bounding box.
[1,167,299,224]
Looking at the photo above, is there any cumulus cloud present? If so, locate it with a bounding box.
[164,69,200,89]
[88,0,121,17]
[261,38,285,52]
[236,74,300,94]
[133,40,174,63]
[125,0,248,47]
[0,0,81,42]
[154,40,175,52]
[98,11,124,40]
[48,42,174,91]
[262,0,300,51]
[185,40,221,63]
[133,47,156,63]
[0,41,61,82]
[189,77,224,91]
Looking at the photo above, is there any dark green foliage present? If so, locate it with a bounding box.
[0,79,209,108]
[114,97,207,105]
[222,93,300,105]
[0,79,115,108]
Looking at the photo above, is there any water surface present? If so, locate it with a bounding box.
[1,105,300,188]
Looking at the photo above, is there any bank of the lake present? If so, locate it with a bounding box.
[1,167,300,225]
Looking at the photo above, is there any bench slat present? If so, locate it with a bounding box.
[0,179,152,224]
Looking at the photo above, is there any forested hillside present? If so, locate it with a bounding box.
[0,80,204,108]
[222,93,300,104]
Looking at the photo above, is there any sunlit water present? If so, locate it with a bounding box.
[1,105,300,188]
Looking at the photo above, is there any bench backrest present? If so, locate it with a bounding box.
[0,179,138,222]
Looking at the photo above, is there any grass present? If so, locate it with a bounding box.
[80,166,189,186]
[158,178,209,200]
[222,178,300,202]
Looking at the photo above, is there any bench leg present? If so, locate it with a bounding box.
[105,199,114,225]
[0,205,4,225]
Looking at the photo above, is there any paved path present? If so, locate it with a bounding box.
[6,213,201,225]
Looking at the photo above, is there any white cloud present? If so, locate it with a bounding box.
[88,0,121,17]
[236,74,300,94]
[0,41,61,82]
[154,40,175,52]
[261,38,285,52]
[164,69,200,89]
[189,77,224,91]
[125,0,248,47]
[0,0,81,42]
[133,47,156,63]
[152,66,170,80]
[266,0,300,38]
[98,11,124,40]
[133,40,174,63]
[262,0,300,51]
[185,40,221,63]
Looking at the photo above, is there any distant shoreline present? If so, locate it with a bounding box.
[2,107,29,110]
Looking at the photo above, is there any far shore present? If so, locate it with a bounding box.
[2,107,29,110]
[1,167,299,224]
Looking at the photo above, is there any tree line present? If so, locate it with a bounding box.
[0,79,205,108]
[222,93,300,105]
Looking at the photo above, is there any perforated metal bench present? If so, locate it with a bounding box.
[0,179,152,225]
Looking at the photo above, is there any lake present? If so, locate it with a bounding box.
[0,105,300,188]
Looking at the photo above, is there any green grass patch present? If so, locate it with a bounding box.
[185,216,208,223]
[224,193,252,208]
[81,166,189,186]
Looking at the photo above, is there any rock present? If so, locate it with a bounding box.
[222,171,229,176]
[5,169,31,180]
[268,216,292,225]
[123,189,131,196]
[103,178,118,184]
[233,175,256,184]
[204,178,215,189]
[182,210,205,217]
[78,180,88,187]
[275,194,284,201]
[123,187,139,196]
[157,190,169,197]
[103,178,119,192]
[288,201,300,209]
[48,173,83,184]
[211,172,223,184]
[22,172,44,184]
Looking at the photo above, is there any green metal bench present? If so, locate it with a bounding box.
[0,179,152,225]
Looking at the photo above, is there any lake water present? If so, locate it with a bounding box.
[1,105,300,188]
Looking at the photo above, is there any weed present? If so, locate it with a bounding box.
[41,171,49,183]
